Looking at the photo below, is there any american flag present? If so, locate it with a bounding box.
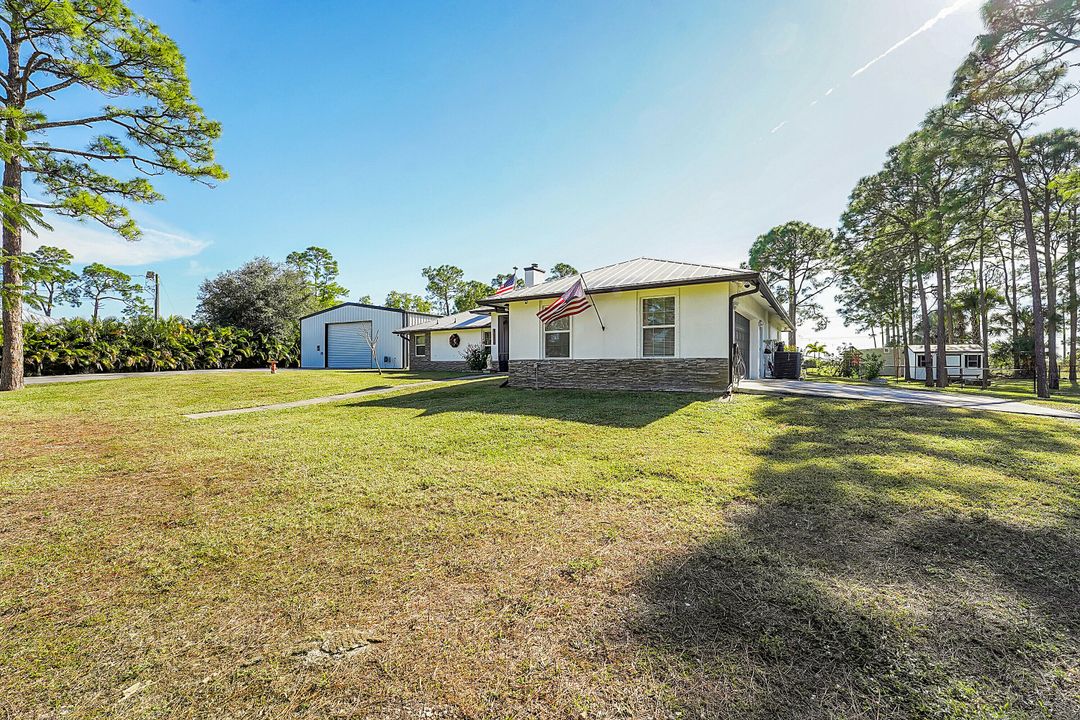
[493,273,516,295]
[537,278,590,324]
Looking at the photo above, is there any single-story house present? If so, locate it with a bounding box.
[300,302,439,369]
[394,310,492,372]
[901,344,986,382]
[477,257,791,392]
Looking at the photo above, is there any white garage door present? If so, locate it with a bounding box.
[327,321,373,369]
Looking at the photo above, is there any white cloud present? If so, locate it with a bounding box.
[770,120,787,134]
[851,0,975,78]
[809,99,818,107]
[24,215,210,266]
[185,258,211,276]
[825,87,835,96]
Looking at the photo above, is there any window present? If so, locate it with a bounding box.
[482,330,492,347]
[642,296,676,357]
[543,314,570,358]
[415,334,427,357]
[916,354,929,368]
[966,354,981,368]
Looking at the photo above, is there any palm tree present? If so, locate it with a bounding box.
[805,342,826,362]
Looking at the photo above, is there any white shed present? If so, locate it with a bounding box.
[904,344,986,382]
[300,303,438,369]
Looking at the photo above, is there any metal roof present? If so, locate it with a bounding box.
[478,256,792,327]
[481,257,747,302]
[393,310,491,334]
[298,301,441,322]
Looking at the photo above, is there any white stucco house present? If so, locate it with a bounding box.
[477,258,791,392]
[393,310,492,371]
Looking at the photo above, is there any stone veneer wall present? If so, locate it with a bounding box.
[410,356,470,372]
[507,358,730,392]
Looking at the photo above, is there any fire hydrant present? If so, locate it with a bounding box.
[269,360,277,374]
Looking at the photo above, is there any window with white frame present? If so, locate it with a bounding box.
[543,314,570,358]
[415,334,427,357]
[642,296,676,357]
[966,354,981,368]
[482,329,492,348]
[916,353,929,368]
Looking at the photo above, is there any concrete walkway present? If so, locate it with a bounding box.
[184,375,496,419]
[739,379,1080,420]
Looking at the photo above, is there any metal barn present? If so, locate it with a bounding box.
[299,303,438,369]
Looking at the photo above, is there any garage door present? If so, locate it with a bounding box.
[326,321,373,369]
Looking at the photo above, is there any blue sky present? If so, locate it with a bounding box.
[29,0,1079,347]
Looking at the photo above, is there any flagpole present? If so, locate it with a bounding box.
[579,274,605,331]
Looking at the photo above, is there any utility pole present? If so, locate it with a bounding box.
[145,271,160,320]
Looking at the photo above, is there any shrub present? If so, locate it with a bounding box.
[8,316,299,376]
[859,354,883,381]
[461,343,489,372]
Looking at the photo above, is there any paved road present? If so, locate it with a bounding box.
[25,368,291,385]
[740,379,1080,421]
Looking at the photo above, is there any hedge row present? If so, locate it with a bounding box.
[14,317,299,376]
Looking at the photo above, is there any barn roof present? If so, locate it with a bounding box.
[299,301,441,322]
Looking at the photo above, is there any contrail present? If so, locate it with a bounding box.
[851,0,975,78]
[770,121,787,134]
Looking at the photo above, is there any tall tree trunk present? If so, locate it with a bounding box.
[979,239,990,389]
[1007,138,1050,398]
[944,258,954,343]
[935,257,948,388]
[0,159,23,392]
[915,246,934,387]
[1044,188,1060,389]
[1069,210,1077,384]
[898,275,910,380]
[0,32,23,392]
[1006,244,1019,371]
[788,266,797,348]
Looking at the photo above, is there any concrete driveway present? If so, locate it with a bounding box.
[739,378,1080,421]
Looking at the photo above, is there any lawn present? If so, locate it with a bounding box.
[805,367,1080,412]
[2,373,1078,719]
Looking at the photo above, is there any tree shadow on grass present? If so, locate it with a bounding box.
[348,382,706,429]
[627,396,1080,719]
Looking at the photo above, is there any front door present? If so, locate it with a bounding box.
[497,314,509,372]
[733,312,751,380]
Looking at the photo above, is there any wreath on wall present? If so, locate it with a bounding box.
[448,333,461,348]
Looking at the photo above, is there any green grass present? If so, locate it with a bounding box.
[805,367,1080,412]
[1,373,1078,718]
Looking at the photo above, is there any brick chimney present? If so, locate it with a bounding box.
[524,263,545,287]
